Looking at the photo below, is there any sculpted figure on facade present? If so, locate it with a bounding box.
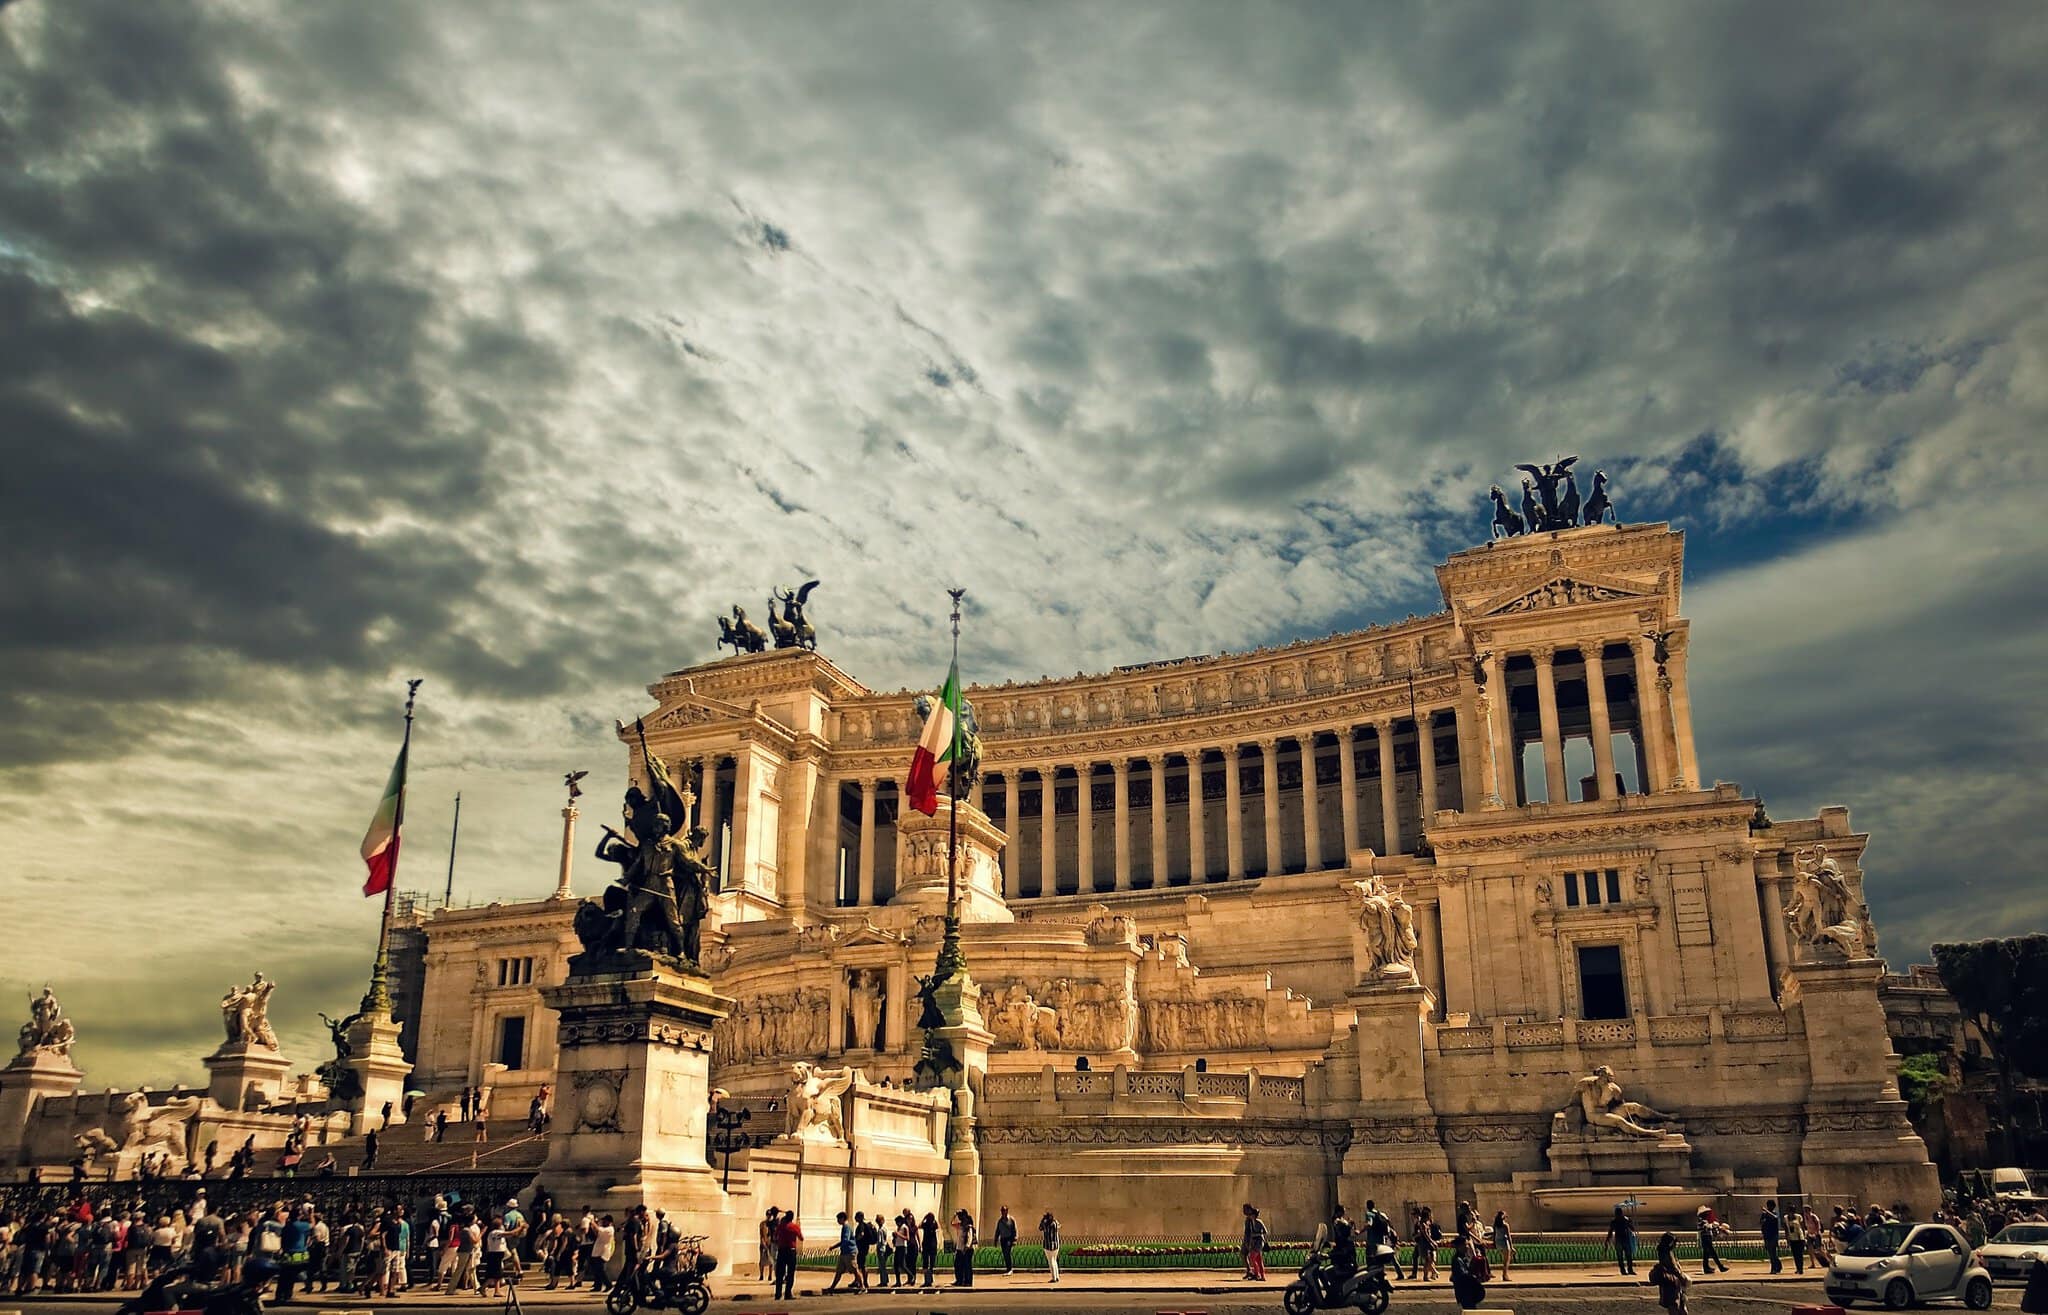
[848,970,885,1050]
[1784,845,1871,960]
[1352,875,1419,979]
[17,986,75,1059]
[715,986,831,1066]
[1140,989,1264,1054]
[989,983,1060,1051]
[80,1092,205,1171]
[1561,1064,1675,1139]
[219,973,279,1050]
[788,1061,854,1143]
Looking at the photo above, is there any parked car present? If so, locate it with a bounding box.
[1825,1221,1993,1310]
[1977,1222,2048,1285]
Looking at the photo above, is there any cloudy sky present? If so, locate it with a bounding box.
[3,1,2044,1088]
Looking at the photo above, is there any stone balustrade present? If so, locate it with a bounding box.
[981,1063,1312,1108]
[1432,1009,1800,1056]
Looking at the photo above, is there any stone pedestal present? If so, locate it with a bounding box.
[1339,975,1454,1210]
[203,1043,291,1114]
[1782,956,1940,1211]
[342,1009,412,1133]
[538,962,739,1270]
[889,799,1013,924]
[0,1051,84,1164]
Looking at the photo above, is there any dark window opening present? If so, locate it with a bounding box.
[1578,945,1628,1020]
[496,1015,527,1070]
[1564,874,1580,907]
[1605,869,1622,903]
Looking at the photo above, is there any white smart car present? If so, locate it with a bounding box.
[1977,1221,2048,1284]
[1825,1221,1993,1309]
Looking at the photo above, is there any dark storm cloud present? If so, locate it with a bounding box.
[0,0,2044,1084]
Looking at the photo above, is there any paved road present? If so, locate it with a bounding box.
[0,1275,2031,1315]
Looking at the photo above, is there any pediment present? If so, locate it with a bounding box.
[836,922,907,948]
[1475,570,1654,618]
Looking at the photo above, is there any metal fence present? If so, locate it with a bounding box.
[795,1233,1781,1271]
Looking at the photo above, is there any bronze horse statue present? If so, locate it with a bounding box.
[1489,485,1525,539]
[769,581,820,650]
[717,605,769,655]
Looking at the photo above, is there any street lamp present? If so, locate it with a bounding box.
[709,1096,777,1192]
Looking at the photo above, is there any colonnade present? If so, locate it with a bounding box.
[832,714,1460,905]
[1480,635,1697,807]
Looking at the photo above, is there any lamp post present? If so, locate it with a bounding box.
[709,1097,777,1193]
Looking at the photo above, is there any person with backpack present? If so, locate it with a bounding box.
[1241,1202,1268,1281]
[853,1211,876,1289]
[993,1206,1017,1274]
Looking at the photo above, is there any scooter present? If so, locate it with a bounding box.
[604,1245,718,1315]
[116,1264,265,1315]
[1283,1228,1396,1315]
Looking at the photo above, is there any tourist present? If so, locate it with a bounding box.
[994,1205,1017,1274]
[1412,1206,1440,1281]
[1695,1206,1730,1274]
[1491,1209,1514,1280]
[919,1212,939,1287]
[756,1209,775,1283]
[1331,1205,1358,1285]
[1241,1203,1267,1282]
[536,1217,564,1290]
[1039,1210,1061,1284]
[481,1215,509,1298]
[949,1208,977,1287]
[771,1209,802,1302]
[149,1214,178,1278]
[333,1214,363,1295]
[460,1088,473,1123]
[307,1209,330,1292]
[384,1205,411,1298]
[1450,1234,1488,1310]
[362,1127,380,1171]
[434,1110,450,1144]
[853,1210,876,1287]
[1650,1232,1691,1315]
[275,1203,315,1303]
[896,1211,918,1286]
[825,1210,860,1293]
[615,1206,648,1294]
[1605,1203,1637,1275]
[875,1210,894,1289]
[473,1115,488,1147]
[1787,1200,1807,1274]
[2021,1257,2048,1315]
[587,1213,616,1290]
[1760,1199,1782,1273]
[1365,1203,1401,1281]
[1803,1203,1829,1267]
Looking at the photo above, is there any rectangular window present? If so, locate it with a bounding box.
[1606,869,1622,903]
[496,1015,527,1070]
[1583,872,1601,905]
[1577,945,1628,1020]
[1563,872,1580,907]
[496,959,509,987]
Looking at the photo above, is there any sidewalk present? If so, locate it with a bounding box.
[4,1261,1823,1306]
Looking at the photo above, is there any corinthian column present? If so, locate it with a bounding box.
[1630,636,1671,792]
[1337,727,1359,854]
[1003,771,1023,896]
[857,778,878,906]
[1187,751,1208,881]
[700,757,725,871]
[1259,738,1282,876]
[1039,764,1058,897]
[1076,761,1095,893]
[1417,710,1439,832]
[554,804,578,899]
[1112,758,1132,891]
[1376,720,1400,855]
[1300,734,1322,870]
[1224,745,1245,879]
[1668,644,1699,789]
[1533,646,1568,804]
[1148,756,1169,887]
[1485,650,1512,807]
[1585,644,1617,800]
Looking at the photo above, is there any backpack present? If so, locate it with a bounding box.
[855,1221,876,1247]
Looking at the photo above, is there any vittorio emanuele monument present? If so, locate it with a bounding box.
[0,463,1937,1270]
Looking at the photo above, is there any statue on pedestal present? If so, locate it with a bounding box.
[1561,1064,1674,1138]
[847,971,885,1051]
[316,1011,365,1102]
[787,1061,854,1143]
[1351,874,1419,979]
[1784,844,1872,959]
[574,722,713,971]
[219,973,279,1050]
[16,986,76,1059]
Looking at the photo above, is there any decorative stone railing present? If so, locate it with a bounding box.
[980,1064,1312,1108]
[1433,1010,1799,1056]
[1196,1071,1251,1098]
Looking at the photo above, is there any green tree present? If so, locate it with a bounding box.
[1933,934,2048,1162]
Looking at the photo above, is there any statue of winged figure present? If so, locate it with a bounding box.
[788,1061,855,1143]
[1513,455,1580,531]
[769,581,821,650]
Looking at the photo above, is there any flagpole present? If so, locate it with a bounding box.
[945,588,964,921]
[443,792,462,909]
[362,678,422,1013]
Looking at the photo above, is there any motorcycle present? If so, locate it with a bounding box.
[116,1264,264,1315]
[605,1248,718,1315]
[1283,1228,1396,1315]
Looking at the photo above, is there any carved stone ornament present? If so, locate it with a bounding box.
[571,1068,628,1133]
[1554,1064,1676,1139]
[16,986,75,1059]
[1350,874,1419,979]
[787,1061,855,1143]
[218,973,279,1050]
[1783,844,1871,960]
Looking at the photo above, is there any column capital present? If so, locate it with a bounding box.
[1530,644,1558,666]
[1337,725,1355,743]
[1417,707,1436,727]
[1111,758,1132,776]
[860,776,879,795]
[1255,735,1280,752]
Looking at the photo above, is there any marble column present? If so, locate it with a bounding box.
[1223,745,1245,879]
[1416,711,1438,834]
[554,805,578,899]
[1076,762,1095,893]
[969,771,984,813]
[1259,738,1282,876]
[1337,727,1360,854]
[1003,771,1023,897]
[1112,759,1133,891]
[1039,764,1058,897]
[857,778,878,906]
[1533,646,1568,804]
[1187,751,1208,882]
[1584,644,1617,800]
[705,759,728,873]
[1148,756,1169,887]
[1668,645,1699,789]
[1418,899,1447,1019]
[1300,735,1322,870]
[1485,650,1513,808]
[1376,720,1400,855]
[1630,637,1671,792]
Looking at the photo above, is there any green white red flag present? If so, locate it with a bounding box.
[906,659,964,816]
[360,738,410,896]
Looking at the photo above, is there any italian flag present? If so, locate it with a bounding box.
[906,659,964,816]
[360,739,410,896]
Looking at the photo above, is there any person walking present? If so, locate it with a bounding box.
[993,1206,1017,1275]
[1241,1203,1267,1282]
[919,1212,939,1288]
[434,1109,450,1144]
[896,1213,917,1287]
[1760,1200,1783,1274]
[1605,1203,1637,1275]
[1039,1210,1061,1284]
[853,1211,875,1290]
[1787,1200,1807,1274]
[1651,1231,1692,1315]
[825,1211,860,1294]
[361,1128,379,1172]
[1411,1206,1439,1281]
[1695,1207,1730,1275]
[949,1209,977,1288]
[771,1210,802,1303]
[1363,1202,1398,1282]
[1491,1209,1514,1281]
[874,1212,894,1289]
